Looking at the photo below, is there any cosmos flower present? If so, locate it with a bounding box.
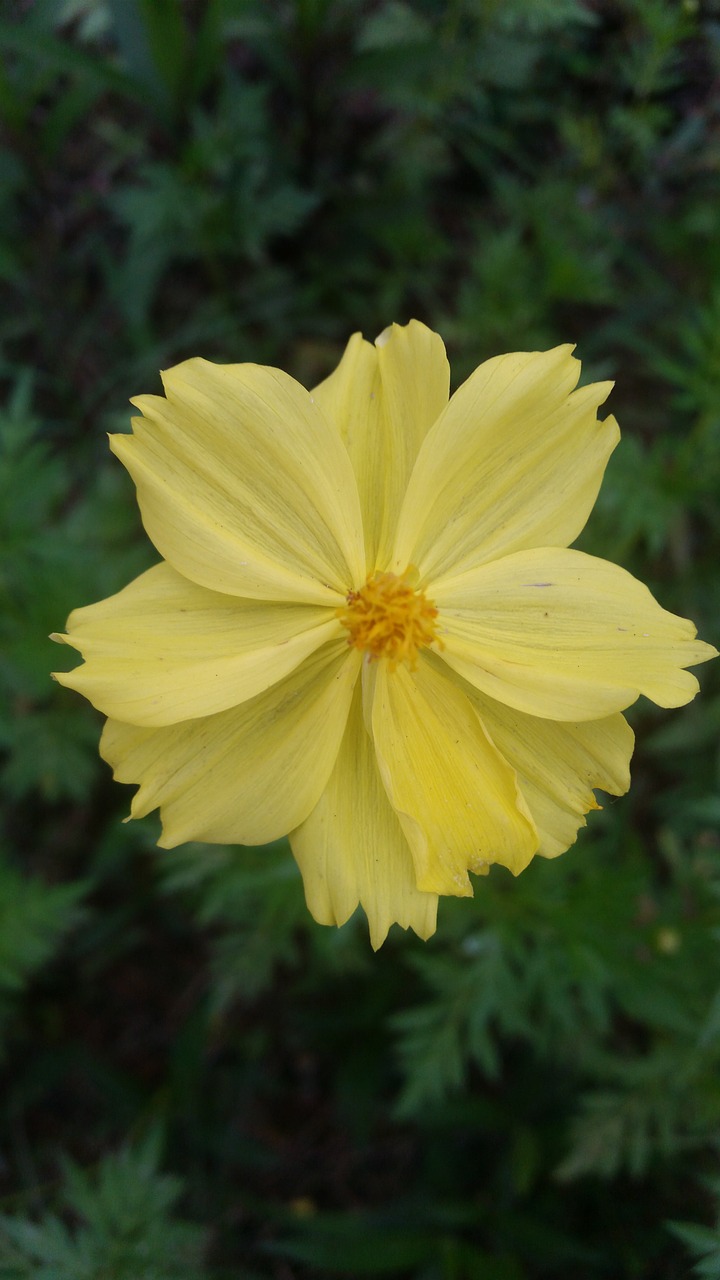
[52,322,716,947]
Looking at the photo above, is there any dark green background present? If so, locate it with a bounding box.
[1,1,720,1276]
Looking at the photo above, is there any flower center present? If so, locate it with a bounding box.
[337,568,442,671]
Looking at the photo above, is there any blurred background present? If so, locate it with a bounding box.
[1,0,720,1276]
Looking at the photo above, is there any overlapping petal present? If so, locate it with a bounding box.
[392,345,619,582]
[371,656,538,896]
[291,684,438,949]
[464,685,634,857]
[311,320,449,570]
[111,358,365,604]
[100,641,360,849]
[435,547,717,721]
[52,563,341,727]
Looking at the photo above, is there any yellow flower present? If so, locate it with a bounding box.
[52,322,717,947]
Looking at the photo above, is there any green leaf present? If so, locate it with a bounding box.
[0,1133,208,1280]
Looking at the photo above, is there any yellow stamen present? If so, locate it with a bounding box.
[338,568,443,671]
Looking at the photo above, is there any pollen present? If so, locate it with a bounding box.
[338,568,443,671]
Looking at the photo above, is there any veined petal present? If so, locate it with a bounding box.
[100,641,361,848]
[312,321,449,571]
[52,562,341,727]
[435,547,718,721]
[111,358,365,604]
[371,656,538,896]
[464,685,634,858]
[290,683,438,949]
[391,345,619,581]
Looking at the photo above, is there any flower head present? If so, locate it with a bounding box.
[52,322,717,947]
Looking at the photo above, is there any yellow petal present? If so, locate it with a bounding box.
[111,358,365,604]
[435,547,718,721]
[52,562,341,727]
[290,683,438,949]
[371,656,538,896]
[312,321,449,571]
[464,685,634,858]
[100,641,361,848]
[391,345,619,581]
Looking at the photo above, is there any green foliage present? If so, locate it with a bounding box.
[0,1131,207,1279]
[0,1,719,1276]
[156,838,310,1008]
[0,847,85,1049]
[669,1177,720,1279]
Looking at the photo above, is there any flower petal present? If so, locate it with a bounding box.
[111,358,366,604]
[52,562,341,727]
[100,641,361,848]
[371,656,538,896]
[464,686,634,858]
[290,683,438,949]
[312,321,449,571]
[435,547,718,721]
[391,345,619,581]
